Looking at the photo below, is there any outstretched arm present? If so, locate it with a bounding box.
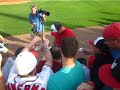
[43,39,53,67]
[23,36,41,52]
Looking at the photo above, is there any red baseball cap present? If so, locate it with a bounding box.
[98,58,120,88]
[30,50,38,59]
[103,22,120,40]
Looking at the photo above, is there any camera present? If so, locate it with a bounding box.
[38,8,50,16]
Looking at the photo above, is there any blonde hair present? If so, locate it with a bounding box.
[30,4,36,9]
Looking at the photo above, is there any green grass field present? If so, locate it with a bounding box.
[0,0,120,36]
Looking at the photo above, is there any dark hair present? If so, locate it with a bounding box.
[54,22,62,31]
[15,47,24,57]
[96,39,109,53]
[61,37,78,58]
[50,45,61,60]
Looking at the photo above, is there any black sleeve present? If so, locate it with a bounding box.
[90,53,114,90]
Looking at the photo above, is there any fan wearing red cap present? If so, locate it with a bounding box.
[51,22,76,47]
[99,58,120,89]
[103,22,120,61]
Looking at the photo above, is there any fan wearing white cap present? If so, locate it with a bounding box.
[6,39,53,90]
[50,22,76,46]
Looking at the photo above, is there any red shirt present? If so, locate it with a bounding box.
[37,60,62,73]
[51,27,76,46]
[51,32,61,46]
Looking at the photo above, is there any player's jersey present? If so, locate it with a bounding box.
[6,65,53,90]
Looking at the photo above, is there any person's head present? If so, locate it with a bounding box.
[14,51,37,77]
[51,22,65,34]
[61,37,78,58]
[89,37,109,54]
[103,22,120,49]
[15,47,24,57]
[98,58,120,88]
[30,5,36,15]
[50,45,62,60]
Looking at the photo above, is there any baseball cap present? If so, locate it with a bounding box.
[89,37,104,48]
[30,50,38,59]
[103,22,120,40]
[51,24,57,32]
[98,58,120,88]
[51,22,62,31]
[14,51,37,75]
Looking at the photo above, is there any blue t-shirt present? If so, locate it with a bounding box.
[110,49,120,60]
[47,60,86,90]
[29,12,44,32]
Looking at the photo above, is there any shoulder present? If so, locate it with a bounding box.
[64,27,76,37]
[48,68,62,82]
[75,60,83,67]
[74,61,85,75]
[47,76,59,90]
[29,13,33,18]
[29,13,32,16]
[29,13,33,19]
[64,27,71,32]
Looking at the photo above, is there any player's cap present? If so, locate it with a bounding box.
[30,50,38,59]
[89,37,104,48]
[14,51,37,75]
[51,24,57,32]
[52,22,62,31]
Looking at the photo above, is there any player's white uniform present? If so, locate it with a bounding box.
[6,65,53,90]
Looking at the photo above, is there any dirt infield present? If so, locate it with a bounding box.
[2,26,104,62]
[0,0,30,5]
[0,0,104,64]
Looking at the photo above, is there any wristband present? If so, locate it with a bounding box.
[44,46,51,50]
